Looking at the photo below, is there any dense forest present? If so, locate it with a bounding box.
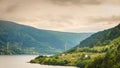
[30,24,120,68]
[79,24,120,47]
[0,20,92,55]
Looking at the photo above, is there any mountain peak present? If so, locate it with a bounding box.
[117,23,120,27]
[79,22,120,47]
[114,23,120,29]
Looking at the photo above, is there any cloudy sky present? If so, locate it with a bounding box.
[0,0,120,32]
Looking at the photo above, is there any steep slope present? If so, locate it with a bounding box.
[0,20,92,54]
[86,36,120,68]
[30,23,120,68]
[31,43,115,68]
[79,24,120,47]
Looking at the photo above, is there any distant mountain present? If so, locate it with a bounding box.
[0,20,92,55]
[79,24,120,47]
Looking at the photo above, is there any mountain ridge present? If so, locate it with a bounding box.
[30,23,120,68]
[0,20,92,54]
[78,23,120,47]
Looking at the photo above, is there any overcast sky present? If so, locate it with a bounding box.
[0,0,120,32]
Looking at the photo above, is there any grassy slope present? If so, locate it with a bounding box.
[79,24,120,47]
[30,24,120,68]
[86,36,120,68]
[30,36,120,68]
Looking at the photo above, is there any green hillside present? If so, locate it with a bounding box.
[0,20,92,55]
[86,36,120,68]
[30,23,120,68]
[79,24,120,47]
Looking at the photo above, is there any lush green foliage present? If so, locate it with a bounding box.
[86,37,120,68]
[30,23,120,68]
[30,46,106,67]
[31,38,120,68]
[0,20,92,55]
[79,24,120,47]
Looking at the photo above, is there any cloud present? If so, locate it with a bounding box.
[0,0,20,16]
[89,15,120,24]
[47,0,120,6]
[3,4,18,14]
[48,0,101,6]
[0,0,120,32]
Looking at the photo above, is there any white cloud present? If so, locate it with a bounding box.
[0,0,120,32]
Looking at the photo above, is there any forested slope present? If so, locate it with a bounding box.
[0,20,92,54]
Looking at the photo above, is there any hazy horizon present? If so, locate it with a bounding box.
[0,0,120,32]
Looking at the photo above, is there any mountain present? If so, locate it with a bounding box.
[30,23,120,68]
[0,20,92,55]
[84,24,120,68]
[67,23,120,53]
[79,24,120,47]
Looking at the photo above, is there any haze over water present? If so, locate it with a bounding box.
[0,55,77,68]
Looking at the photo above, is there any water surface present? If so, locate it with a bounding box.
[0,55,77,68]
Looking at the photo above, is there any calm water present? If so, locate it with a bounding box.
[0,55,77,68]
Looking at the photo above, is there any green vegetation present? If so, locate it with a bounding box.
[30,46,106,68]
[0,20,92,55]
[0,44,38,55]
[30,37,120,68]
[86,36,120,68]
[79,24,120,47]
[30,24,120,68]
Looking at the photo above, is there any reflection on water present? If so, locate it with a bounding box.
[0,55,77,68]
